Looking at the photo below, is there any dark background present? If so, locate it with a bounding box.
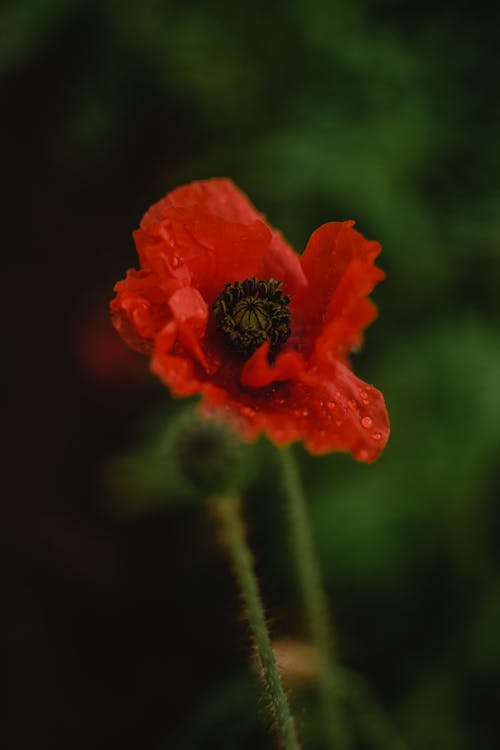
[2,1,500,748]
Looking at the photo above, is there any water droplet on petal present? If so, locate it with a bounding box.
[241,406,256,418]
[326,401,336,411]
[347,399,357,411]
[171,255,183,268]
[361,416,373,429]
[293,408,309,418]
[372,431,382,441]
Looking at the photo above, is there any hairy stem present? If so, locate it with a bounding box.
[213,494,301,750]
[278,446,351,749]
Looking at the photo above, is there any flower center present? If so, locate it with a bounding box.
[212,277,291,357]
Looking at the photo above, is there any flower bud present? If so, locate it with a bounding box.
[173,414,249,496]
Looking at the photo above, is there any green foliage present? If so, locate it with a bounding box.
[6,0,499,746]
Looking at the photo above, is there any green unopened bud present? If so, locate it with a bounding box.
[174,416,248,495]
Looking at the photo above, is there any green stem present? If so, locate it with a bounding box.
[278,446,351,750]
[212,494,301,750]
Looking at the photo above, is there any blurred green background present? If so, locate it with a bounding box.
[3,0,500,748]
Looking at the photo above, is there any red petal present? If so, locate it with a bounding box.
[138,179,306,298]
[110,269,176,350]
[315,298,378,364]
[167,287,212,371]
[168,287,207,335]
[206,343,389,462]
[297,356,390,461]
[155,321,177,352]
[262,238,307,296]
[241,342,306,388]
[162,178,267,223]
[135,206,271,302]
[294,222,383,356]
[151,351,201,396]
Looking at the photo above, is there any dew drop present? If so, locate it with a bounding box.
[171,255,183,268]
[347,399,357,411]
[361,416,373,429]
[372,431,382,441]
[326,401,336,411]
[293,408,309,418]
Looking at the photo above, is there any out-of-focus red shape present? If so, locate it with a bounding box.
[110,179,389,461]
[75,303,147,390]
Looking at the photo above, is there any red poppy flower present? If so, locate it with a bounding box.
[111,179,389,461]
